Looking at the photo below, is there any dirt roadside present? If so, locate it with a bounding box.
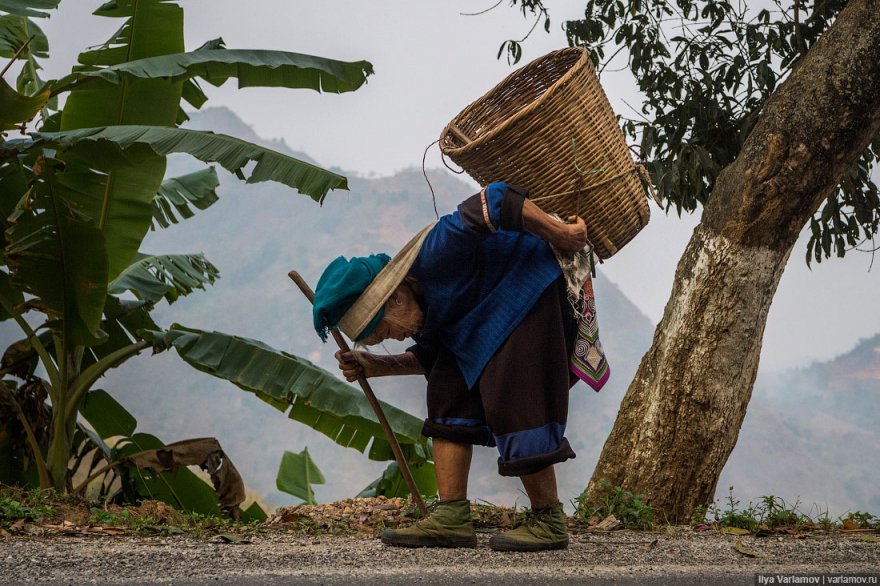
[2,530,878,585]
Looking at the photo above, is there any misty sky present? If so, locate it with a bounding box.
[34,1,880,371]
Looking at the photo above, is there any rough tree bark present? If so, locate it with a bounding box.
[588,0,880,522]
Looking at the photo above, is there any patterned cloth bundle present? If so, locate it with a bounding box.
[551,237,610,392]
[570,279,610,391]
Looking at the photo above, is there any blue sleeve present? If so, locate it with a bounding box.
[459,182,527,235]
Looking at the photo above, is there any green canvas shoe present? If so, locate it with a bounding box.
[489,502,569,552]
[381,499,477,548]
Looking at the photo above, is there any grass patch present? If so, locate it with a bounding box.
[692,487,880,534]
[573,479,655,530]
[0,495,54,523]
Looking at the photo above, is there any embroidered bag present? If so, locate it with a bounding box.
[570,278,610,391]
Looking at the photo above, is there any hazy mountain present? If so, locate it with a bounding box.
[8,106,871,516]
[720,335,880,513]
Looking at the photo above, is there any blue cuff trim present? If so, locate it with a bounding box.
[494,422,566,461]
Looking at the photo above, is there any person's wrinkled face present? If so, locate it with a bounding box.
[359,283,423,345]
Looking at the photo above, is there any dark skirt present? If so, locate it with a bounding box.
[421,277,578,477]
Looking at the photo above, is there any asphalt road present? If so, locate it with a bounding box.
[3,531,878,585]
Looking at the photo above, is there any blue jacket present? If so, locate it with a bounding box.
[409,182,561,388]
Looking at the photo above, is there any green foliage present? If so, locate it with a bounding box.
[161,326,436,500]
[0,15,51,98]
[55,40,374,96]
[0,2,55,100]
[0,13,48,59]
[4,157,109,345]
[574,479,655,529]
[0,266,25,322]
[152,167,220,229]
[759,495,811,529]
[25,125,349,203]
[695,488,763,532]
[77,389,264,519]
[0,0,376,498]
[0,1,60,19]
[276,447,324,504]
[691,488,859,533]
[842,511,879,529]
[158,326,428,456]
[88,506,131,526]
[57,0,184,281]
[501,0,879,265]
[78,389,137,439]
[108,253,219,304]
[0,78,47,130]
[0,495,53,522]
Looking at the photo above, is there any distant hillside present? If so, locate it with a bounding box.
[721,334,880,513]
[54,106,876,515]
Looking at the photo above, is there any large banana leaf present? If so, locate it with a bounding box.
[79,388,137,438]
[153,167,219,229]
[158,326,426,458]
[0,77,48,130]
[4,157,108,344]
[276,447,324,504]
[29,126,348,201]
[0,14,49,97]
[108,252,219,304]
[54,46,374,96]
[0,15,47,56]
[58,0,184,280]
[0,0,60,18]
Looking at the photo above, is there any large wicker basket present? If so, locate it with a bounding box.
[440,47,650,259]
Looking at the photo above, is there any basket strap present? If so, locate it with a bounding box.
[479,187,497,233]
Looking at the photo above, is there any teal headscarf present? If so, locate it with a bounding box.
[312,253,391,342]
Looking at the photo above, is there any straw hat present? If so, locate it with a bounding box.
[338,223,436,341]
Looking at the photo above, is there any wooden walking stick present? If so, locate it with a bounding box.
[288,271,429,516]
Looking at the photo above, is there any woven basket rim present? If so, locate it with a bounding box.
[441,47,588,156]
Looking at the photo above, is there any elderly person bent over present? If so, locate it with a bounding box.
[312,183,589,552]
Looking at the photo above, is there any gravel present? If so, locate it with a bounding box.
[1,530,878,584]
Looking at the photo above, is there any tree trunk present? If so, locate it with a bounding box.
[588,0,880,522]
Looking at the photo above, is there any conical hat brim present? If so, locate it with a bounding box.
[338,223,436,341]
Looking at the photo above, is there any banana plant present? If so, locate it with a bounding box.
[0,0,374,492]
[154,325,437,499]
